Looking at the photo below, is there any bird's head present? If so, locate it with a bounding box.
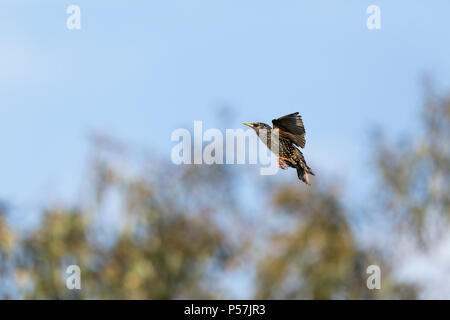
[243,122,271,134]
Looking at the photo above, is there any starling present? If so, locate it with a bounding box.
[243,112,315,185]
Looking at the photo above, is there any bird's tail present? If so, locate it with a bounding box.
[296,162,315,185]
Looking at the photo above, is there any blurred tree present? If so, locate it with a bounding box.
[255,183,416,299]
[0,202,16,299]
[8,137,239,299]
[373,87,450,248]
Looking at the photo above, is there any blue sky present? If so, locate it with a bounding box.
[1,0,450,299]
[0,0,449,212]
[0,2,449,209]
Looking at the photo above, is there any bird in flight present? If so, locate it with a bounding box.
[243,112,314,185]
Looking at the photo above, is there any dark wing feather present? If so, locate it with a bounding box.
[272,112,306,148]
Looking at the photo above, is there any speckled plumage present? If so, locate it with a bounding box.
[244,112,314,185]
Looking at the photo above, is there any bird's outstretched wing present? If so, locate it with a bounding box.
[272,112,306,148]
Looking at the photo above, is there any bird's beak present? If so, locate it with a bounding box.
[243,123,254,128]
